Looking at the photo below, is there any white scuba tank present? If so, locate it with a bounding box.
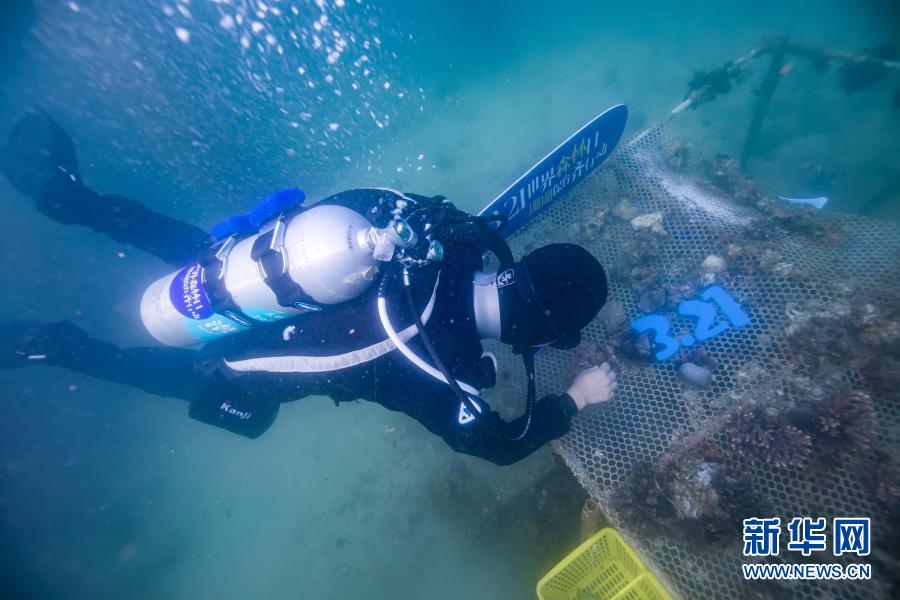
[140,204,399,347]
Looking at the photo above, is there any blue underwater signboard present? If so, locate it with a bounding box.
[479,104,628,239]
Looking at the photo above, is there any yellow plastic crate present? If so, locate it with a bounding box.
[536,528,672,600]
[609,573,670,600]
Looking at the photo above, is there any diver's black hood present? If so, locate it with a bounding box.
[498,244,607,348]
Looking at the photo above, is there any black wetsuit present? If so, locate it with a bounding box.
[25,178,578,465]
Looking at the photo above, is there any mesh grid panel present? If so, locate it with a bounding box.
[487,122,900,599]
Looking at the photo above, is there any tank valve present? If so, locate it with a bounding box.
[389,218,418,248]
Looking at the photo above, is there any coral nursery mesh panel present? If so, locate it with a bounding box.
[487,120,900,599]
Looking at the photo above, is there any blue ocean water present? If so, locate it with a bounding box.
[0,1,898,598]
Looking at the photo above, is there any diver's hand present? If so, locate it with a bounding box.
[567,362,617,411]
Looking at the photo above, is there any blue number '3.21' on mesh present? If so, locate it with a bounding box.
[631,285,752,361]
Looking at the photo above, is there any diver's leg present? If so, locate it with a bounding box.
[2,319,281,437]
[1,109,209,267]
[37,176,211,266]
[0,319,199,401]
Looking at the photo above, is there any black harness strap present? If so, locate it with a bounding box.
[249,212,324,312]
[198,238,257,328]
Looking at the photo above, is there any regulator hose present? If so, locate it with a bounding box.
[399,267,536,441]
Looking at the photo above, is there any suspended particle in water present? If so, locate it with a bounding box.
[175,28,191,43]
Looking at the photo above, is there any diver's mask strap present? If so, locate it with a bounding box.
[473,271,502,339]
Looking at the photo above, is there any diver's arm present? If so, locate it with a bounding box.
[444,392,579,466]
[442,364,617,464]
[370,348,573,464]
[406,362,616,465]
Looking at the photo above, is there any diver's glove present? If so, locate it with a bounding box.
[0,319,49,368]
[566,362,617,411]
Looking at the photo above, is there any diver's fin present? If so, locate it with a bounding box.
[1,108,81,199]
[479,104,628,239]
[0,319,49,369]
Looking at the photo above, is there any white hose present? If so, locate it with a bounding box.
[377,296,480,397]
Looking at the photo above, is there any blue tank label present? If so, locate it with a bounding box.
[169,262,214,320]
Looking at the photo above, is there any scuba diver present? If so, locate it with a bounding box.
[0,110,617,466]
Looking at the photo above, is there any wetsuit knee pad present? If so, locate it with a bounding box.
[188,391,279,439]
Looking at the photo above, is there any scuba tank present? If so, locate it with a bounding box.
[140,190,420,347]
